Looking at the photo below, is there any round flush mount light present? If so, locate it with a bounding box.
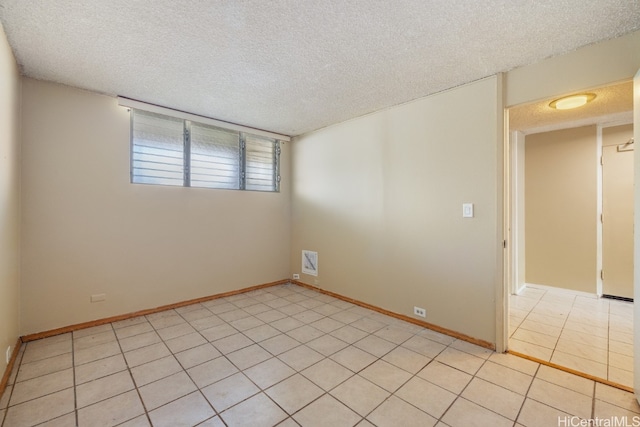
[549,93,596,110]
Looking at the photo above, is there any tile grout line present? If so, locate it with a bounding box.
[513,287,554,362]
[549,291,576,364]
[322,329,420,423]
[0,343,23,427]
[548,294,566,366]
[283,314,443,424]
[144,307,219,424]
[219,291,360,424]
[591,380,597,420]
[8,283,637,426]
[144,304,239,424]
[437,350,513,425]
[71,332,78,427]
[511,286,632,387]
[173,302,232,426]
[2,341,76,424]
[179,289,307,424]
[511,361,541,425]
[213,288,347,425]
[0,300,540,424]
[527,370,605,419]
[178,290,510,425]
[204,288,409,423]
[414,343,463,425]
[606,299,612,384]
[111,321,154,426]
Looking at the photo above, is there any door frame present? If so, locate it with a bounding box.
[502,85,636,357]
[633,67,640,402]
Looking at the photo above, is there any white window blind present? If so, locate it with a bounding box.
[131,110,184,186]
[245,134,278,192]
[190,123,241,190]
[129,108,280,192]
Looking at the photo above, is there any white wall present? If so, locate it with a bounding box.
[0,22,20,374]
[20,78,291,335]
[511,131,526,294]
[291,76,503,344]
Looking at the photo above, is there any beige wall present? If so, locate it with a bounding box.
[506,30,640,107]
[20,78,291,335]
[291,77,502,344]
[0,23,20,373]
[10,25,640,351]
[524,126,597,292]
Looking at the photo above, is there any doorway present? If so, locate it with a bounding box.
[505,81,634,389]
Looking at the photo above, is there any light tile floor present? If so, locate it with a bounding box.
[509,284,634,388]
[1,283,638,426]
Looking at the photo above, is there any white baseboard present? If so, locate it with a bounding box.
[523,282,598,299]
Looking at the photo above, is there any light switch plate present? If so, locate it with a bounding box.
[462,203,474,218]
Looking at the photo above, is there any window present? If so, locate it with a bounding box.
[131,110,184,186]
[245,134,279,192]
[130,109,281,192]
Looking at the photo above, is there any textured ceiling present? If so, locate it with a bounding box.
[509,81,634,134]
[1,1,639,136]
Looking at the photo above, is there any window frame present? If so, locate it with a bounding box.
[129,108,281,193]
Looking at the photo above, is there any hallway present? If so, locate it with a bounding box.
[509,285,633,388]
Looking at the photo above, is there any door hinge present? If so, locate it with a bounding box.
[600,270,604,280]
[600,156,603,165]
[503,240,507,249]
[600,213,603,223]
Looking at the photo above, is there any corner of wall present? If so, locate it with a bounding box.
[0,19,22,394]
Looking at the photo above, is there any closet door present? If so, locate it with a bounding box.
[602,144,634,299]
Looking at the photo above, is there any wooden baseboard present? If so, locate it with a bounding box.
[22,278,496,350]
[291,280,495,350]
[0,338,23,403]
[21,279,289,342]
[508,350,633,393]
[14,278,635,395]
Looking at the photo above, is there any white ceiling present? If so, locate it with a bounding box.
[1,1,639,136]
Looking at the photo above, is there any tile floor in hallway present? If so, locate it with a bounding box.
[1,283,639,427]
[509,284,634,388]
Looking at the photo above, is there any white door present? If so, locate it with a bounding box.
[602,144,634,299]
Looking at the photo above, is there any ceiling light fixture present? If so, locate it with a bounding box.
[549,93,596,110]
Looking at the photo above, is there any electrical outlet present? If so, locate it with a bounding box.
[413,306,426,318]
[6,346,11,364]
[90,293,106,303]
[293,273,300,280]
